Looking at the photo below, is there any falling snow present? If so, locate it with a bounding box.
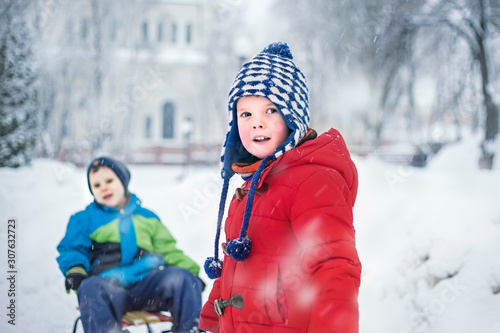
[0,131,499,332]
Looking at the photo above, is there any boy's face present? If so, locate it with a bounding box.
[236,96,290,159]
[89,166,128,208]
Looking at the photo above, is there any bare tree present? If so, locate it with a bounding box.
[32,0,141,163]
[272,0,365,132]
[274,0,500,168]
[361,0,500,168]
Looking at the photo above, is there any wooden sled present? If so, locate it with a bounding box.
[72,309,173,333]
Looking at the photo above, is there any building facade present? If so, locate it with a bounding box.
[38,0,226,165]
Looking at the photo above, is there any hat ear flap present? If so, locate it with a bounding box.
[222,119,251,179]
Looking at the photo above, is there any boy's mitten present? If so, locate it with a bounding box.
[65,265,87,293]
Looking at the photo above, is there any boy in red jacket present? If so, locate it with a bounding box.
[200,42,361,333]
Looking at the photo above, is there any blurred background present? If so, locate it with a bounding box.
[2,0,499,169]
[2,1,500,332]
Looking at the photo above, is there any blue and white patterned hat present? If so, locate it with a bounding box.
[204,42,310,279]
[221,41,310,179]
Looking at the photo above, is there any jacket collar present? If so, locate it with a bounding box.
[232,128,317,178]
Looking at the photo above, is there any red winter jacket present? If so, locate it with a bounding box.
[200,128,361,333]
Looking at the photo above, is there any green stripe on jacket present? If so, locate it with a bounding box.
[89,215,199,275]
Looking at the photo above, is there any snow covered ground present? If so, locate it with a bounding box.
[1,132,500,333]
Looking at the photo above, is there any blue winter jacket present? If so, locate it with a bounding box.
[57,193,199,287]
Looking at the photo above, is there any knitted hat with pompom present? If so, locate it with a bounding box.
[204,42,310,279]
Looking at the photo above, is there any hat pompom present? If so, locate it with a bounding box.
[262,41,293,60]
[204,257,223,279]
[226,237,252,261]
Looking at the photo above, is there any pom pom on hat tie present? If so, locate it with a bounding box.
[224,154,272,262]
[226,236,252,261]
[204,178,230,279]
[204,257,223,279]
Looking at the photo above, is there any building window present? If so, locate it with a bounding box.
[145,116,152,139]
[186,23,192,44]
[162,102,175,139]
[81,19,89,41]
[171,23,177,43]
[110,21,117,42]
[158,23,163,42]
[142,21,148,43]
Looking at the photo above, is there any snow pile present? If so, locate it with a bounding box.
[0,133,499,332]
[0,162,235,332]
[355,134,500,332]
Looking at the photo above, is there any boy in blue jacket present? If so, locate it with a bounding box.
[57,156,203,333]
